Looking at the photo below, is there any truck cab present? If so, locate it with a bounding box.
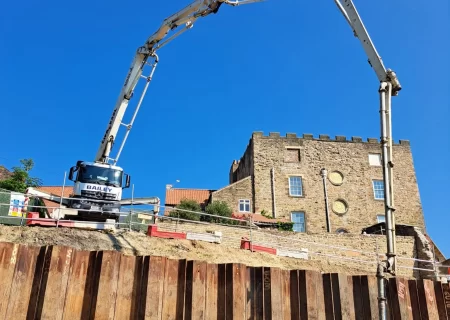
[68,160,130,221]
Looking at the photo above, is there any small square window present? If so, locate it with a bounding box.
[372,180,385,200]
[377,215,386,223]
[369,153,382,166]
[289,176,303,196]
[239,199,250,212]
[285,148,300,162]
[291,212,306,232]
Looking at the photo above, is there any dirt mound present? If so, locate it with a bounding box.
[0,225,374,275]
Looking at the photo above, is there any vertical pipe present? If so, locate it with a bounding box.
[249,215,253,252]
[379,82,396,273]
[271,167,276,218]
[377,263,387,320]
[129,183,134,231]
[321,168,331,233]
[57,171,67,228]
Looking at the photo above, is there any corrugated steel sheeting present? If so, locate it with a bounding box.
[0,242,449,319]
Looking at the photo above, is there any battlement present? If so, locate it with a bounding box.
[251,131,410,146]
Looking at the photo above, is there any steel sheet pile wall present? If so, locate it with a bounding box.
[0,242,450,319]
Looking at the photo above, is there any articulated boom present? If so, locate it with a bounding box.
[95,0,262,164]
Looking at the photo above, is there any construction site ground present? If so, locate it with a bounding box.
[0,224,377,276]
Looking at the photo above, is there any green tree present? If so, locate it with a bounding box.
[0,159,42,193]
[202,200,235,224]
[169,198,201,221]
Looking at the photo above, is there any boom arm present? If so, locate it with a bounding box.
[334,0,401,95]
[95,0,262,164]
[335,4,400,314]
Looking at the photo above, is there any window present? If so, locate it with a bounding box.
[239,199,250,212]
[377,215,386,223]
[291,212,305,232]
[285,148,300,162]
[372,180,385,200]
[368,153,382,166]
[289,176,303,196]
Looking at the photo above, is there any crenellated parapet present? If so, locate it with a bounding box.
[251,131,410,146]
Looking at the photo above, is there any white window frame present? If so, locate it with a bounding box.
[288,176,303,197]
[372,179,385,200]
[291,211,306,233]
[377,214,386,223]
[368,153,382,166]
[238,199,250,212]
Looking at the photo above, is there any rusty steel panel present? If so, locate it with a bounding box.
[0,242,19,319]
[408,280,422,319]
[289,270,301,319]
[351,276,364,320]
[231,263,246,320]
[205,263,218,320]
[434,281,449,320]
[254,267,264,319]
[269,267,282,318]
[114,255,140,320]
[62,250,99,320]
[144,256,166,320]
[388,277,413,319]
[92,250,121,320]
[262,267,271,319]
[1,245,450,319]
[301,270,326,320]
[417,279,440,320]
[5,244,41,320]
[188,261,207,319]
[322,273,335,320]
[280,269,291,320]
[360,275,379,320]
[39,246,73,320]
[217,264,227,320]
[336,273,356,319]
[161,258,186,320]
[442,283,450,318]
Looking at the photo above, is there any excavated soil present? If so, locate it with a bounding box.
[0,225,374,275]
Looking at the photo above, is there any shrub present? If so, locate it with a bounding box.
[169,198,201,221]
[202,201,234,224]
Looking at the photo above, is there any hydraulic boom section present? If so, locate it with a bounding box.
[68,0,262,223]
[334,1,402,319]
[95,0,262,164]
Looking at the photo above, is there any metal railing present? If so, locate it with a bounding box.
[0,189,448,280]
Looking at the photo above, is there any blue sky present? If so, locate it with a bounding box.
[1,1,449,255]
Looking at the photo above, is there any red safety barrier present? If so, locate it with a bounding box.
[147,225,187,240]
[240,237,277,255]
[26,212,75,227]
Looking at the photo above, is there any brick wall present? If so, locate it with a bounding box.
[251,132,425,234]
[211,176,253,213]
[157,220,418,278]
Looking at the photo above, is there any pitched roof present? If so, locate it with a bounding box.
[165,188,213,206]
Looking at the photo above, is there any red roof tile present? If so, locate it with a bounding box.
[165,188,212,206]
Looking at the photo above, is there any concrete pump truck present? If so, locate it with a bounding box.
[64,0,260,222]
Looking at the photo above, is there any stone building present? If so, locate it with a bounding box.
[210,131,425,234]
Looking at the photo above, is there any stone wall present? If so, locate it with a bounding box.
[157,219,418,278]
[211,176,253,213]
[251,132,425,234]
[229,139,254,184]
